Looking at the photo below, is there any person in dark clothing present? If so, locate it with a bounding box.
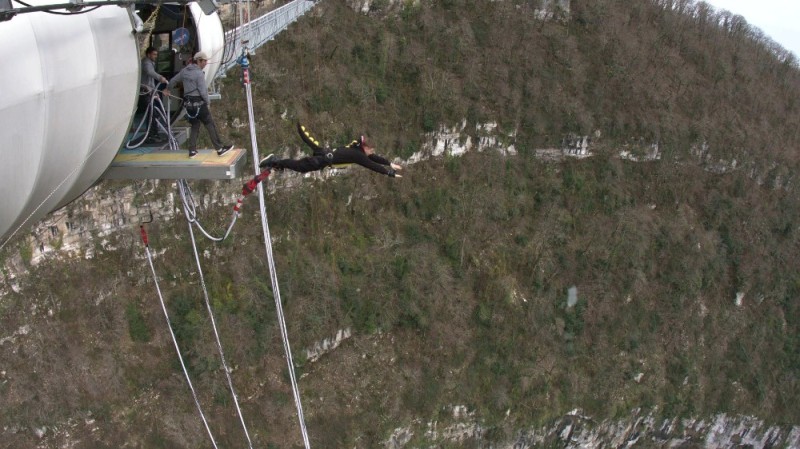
[259,123,403,177]
[139,46,169,144]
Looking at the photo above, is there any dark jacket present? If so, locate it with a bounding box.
[166,64,209,103]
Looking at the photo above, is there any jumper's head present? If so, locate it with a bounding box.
[356,135,374,155]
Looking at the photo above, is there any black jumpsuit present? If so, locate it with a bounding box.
[272,124,397,177]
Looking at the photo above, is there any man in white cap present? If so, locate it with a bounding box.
[165,51,233,158]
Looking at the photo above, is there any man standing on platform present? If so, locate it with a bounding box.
[139,46,169,144]
[164,51,233,158]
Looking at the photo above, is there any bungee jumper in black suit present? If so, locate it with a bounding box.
[259,123,403,178]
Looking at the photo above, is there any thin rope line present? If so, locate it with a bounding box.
[143,243,220,449]
[181,182,254,449]
[178,180,238,241]
[256,185,311,448]
[245,71,310,445]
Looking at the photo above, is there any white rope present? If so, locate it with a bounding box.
[180,182,254,449]
[244,70,312,447]
[127,86,181,151]
[142,240,220,449]
[255,179,312,448]
[126,87,159,149]
[177,179,239,241]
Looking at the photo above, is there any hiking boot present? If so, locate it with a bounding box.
[259,153,276,169]
[217,144,234,156]
[189,149,198,158]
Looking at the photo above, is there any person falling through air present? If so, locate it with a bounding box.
[259,123,403,178]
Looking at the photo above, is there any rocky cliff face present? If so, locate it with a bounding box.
[385,406,800,448]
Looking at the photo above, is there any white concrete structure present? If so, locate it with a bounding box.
[0,1,225,243]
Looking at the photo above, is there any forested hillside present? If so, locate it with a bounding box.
[238,0,800,174]
[1,0,799,447]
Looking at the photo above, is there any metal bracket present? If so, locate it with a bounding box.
[0,0,15,22]
[66,0,85,12]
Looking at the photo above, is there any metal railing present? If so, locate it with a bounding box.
[218,0,316,76]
